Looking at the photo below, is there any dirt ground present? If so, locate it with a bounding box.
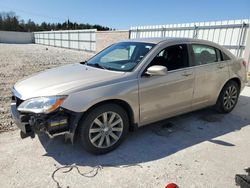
[0,44,250,188]
[0,44,93,132]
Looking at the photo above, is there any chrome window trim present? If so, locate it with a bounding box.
[189,59,231,69]
[166,66,194,74]
[190,61,221,68]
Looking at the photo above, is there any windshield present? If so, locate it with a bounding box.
[86,42,155,72]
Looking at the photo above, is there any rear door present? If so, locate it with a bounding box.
[189,44,229,110]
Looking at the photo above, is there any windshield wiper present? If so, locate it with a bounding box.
[89,63,108,70]
[81,61,106,70]
[80,61,87,65]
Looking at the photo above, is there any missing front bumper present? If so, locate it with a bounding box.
[11,102,29,134]
[11,102,83,142]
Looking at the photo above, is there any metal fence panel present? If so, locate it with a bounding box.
[34,29,96,52]
[130,19,250,59]
[0,31,34,43]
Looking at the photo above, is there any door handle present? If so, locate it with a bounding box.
[182,72,193,77]
[217,64,225,69]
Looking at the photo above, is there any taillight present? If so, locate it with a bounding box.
[242,60,247,68]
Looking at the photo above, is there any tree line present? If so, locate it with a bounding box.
[0,11,111,32]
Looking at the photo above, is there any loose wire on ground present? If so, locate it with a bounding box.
[52,163,143,188]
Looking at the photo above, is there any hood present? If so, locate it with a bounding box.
[14,63,125,100]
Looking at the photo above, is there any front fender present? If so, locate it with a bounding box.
[61,79,139,124]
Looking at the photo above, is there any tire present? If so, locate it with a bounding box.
[79,103,129,154]
[215,80,240,113]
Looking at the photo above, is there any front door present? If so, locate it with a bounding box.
[138,44,195,125]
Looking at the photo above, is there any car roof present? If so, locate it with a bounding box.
[121,37,236,59]
[122,37,216,45]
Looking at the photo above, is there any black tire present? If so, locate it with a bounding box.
[215,80,240,113]
[79,103,129,154]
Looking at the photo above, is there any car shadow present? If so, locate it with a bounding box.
[38,94,250,167]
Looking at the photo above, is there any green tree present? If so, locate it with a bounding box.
[0,11,112,32]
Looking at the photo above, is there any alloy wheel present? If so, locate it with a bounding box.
[223,85,238,110]
[89,111,124,148]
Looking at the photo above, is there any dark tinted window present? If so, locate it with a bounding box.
[215,48,222,62]
[191,44,218,65]
[150,44,189,71]
[221,51,231,61]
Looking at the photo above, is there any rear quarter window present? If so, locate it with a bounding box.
[221,51,231,61]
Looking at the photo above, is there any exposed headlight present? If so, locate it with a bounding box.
[17,96,67,114]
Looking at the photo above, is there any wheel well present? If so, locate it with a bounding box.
[227,77,241,89]
[218,77,241,97]
[215,77,241,106]
[80,99,135,130]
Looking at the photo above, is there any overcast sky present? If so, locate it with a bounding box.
[0,0,249,29]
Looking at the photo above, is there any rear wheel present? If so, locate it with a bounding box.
[79,104,129,154]
[215,80,240,113]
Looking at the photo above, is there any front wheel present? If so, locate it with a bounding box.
[215,80,240,113]
[79,104,129,154]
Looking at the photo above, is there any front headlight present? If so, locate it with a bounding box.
[17,96,67,114]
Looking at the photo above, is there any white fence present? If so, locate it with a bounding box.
[34,29,96,52]
[0,31,34,43]
[130,19,250,62]
[32,20,250,63]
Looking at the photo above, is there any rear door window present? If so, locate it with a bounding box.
[191,44,218,65]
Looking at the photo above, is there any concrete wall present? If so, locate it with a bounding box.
[0,31,34,43]
[96,30,129,52]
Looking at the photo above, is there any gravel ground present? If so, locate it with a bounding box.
[0,43,250,188]
[0,44,93,132]
[0,87,250,188]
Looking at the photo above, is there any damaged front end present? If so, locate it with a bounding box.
[11,94,83,143]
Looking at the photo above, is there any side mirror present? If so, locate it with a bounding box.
[146,65,168,76]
